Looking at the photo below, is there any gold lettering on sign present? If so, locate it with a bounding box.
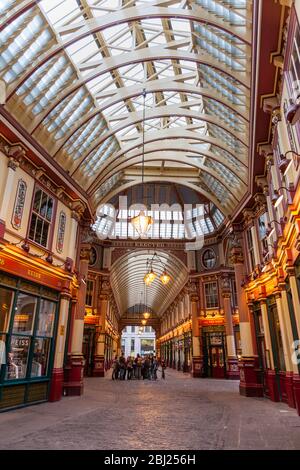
[60,325,65,336]
[0,258,4,266]
[27,270,41,279]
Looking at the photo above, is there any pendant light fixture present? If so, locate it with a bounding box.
[130,89,153,237]
[144,252,171,286]
[142,282,151,320]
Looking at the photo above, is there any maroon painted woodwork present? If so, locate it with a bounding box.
[64,354,85,396]
[192,357,203,378]
[92,355,105,377]
[293,374,300,416]
[49,368,64,402]
[284,372,296,409]
[226,357,240,380]
[239,357,263,397]
[265,370,280,402]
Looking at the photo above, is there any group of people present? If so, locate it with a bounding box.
[112,353,166,380]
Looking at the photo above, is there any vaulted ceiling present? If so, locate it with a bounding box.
[1,0,253,219]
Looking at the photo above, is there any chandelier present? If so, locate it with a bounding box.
[130,88,153,237]
[144,252,171,286]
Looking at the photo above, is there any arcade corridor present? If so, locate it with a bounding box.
[2,0,300,454]
[0,370,300,451]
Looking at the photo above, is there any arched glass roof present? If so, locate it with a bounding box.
[1,0,252,218]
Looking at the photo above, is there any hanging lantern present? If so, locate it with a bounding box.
[131,210,153,237]
[141,319,147,326]
[144,269,156,285]
[160,270,171,285]
[143,311,151,320]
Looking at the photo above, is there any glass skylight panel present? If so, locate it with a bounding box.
[0,0,16,17]
[41,0,83,29]
[1,14,52,84]
[195,0,246,26]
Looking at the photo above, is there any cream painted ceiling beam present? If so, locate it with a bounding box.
[6,5,250,100]
[26,46,249,135]
[50,80,247,157]
[85,134,247,194]
[56,5,252,43]
[95,177,230,217]
[83,152,239,210]
[68,109,247,177]
[87,145,246,191]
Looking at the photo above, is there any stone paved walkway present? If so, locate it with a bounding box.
[0,369,300,450]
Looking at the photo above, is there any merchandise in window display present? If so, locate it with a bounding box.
[6,335,30,380]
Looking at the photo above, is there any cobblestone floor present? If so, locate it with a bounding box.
[0,369,300,450]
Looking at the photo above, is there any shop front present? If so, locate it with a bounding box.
[0,243,74,410]
[202,326,226,378]
[0,273,60,410]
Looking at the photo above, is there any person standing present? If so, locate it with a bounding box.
[127,356,133,380]
[112,355,119,380]
[136,354,142,380]
[161,358,166,379]
[119,352,126,380]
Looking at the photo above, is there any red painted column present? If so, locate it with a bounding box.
[231,245,263,397]
[221,277,239,379]
[64,246,90,395]
[191,285,203,378]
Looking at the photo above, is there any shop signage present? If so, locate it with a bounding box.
[201,318,224,326]
[0,252,64,290]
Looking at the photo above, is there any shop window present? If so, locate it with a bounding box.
[85,280,94,307]
[258,213,268,255]
[0,288,14,367]
[204,282,219,309]
[3,291,57,381]
[28,187,54,248]
[246,229,255,272]
[131,339,135,352]
[231,279,238,308]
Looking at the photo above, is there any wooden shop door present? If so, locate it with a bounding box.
[82,325,96,376]
[210,346,226,378]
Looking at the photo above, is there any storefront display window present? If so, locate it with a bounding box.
[0,284,58,384]
[31,338,51,377]
[6,335,30,380]
[0,287,14,333]
[12,293,37,335]
[37,299,55,337]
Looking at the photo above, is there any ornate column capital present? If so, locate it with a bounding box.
[71,210,81,222]
[80,245,91,262]
[230,245,244,265]
[7,157,19,171]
